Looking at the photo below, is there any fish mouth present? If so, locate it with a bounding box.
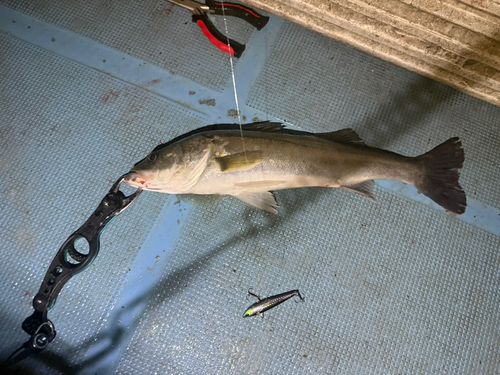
[124,170,158,189]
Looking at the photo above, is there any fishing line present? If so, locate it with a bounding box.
[220,3,263,201]
[219,1,247,159]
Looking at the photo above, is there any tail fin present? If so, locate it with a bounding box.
[415,138,466,214]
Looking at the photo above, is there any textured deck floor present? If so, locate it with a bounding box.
[0,1,499,374]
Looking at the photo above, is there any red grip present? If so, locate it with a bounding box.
[196,20,235,56]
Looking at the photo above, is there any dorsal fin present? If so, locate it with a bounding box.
[148,123,364,158]
[150,122,286,154]
[240,122,287,132]
[316,129,366,146]
[245,124,367,147]
[242,123,368,145]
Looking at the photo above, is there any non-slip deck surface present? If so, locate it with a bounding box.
[0,2,498,374]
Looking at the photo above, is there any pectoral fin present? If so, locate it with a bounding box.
[340,180,376,199]
[215,150,263,172]
[234,192,278,214]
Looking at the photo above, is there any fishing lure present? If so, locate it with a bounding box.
[243,289,304,318]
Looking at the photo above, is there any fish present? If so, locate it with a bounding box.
[125,122,466,214]
[243,289,304,318]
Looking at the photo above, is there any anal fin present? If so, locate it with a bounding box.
[340,180,376,199]
[233,192,279,214]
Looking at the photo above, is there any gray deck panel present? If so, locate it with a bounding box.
[0,2,498,374]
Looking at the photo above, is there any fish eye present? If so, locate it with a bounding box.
[148,153,157,162]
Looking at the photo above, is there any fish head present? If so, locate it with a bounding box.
[125,136,212,194]
[125,143,184,192]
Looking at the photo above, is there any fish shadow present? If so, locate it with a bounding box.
[142,186,332,311]
[1,191,319,375]
[348,31,500,150]
[351,76,457,150]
